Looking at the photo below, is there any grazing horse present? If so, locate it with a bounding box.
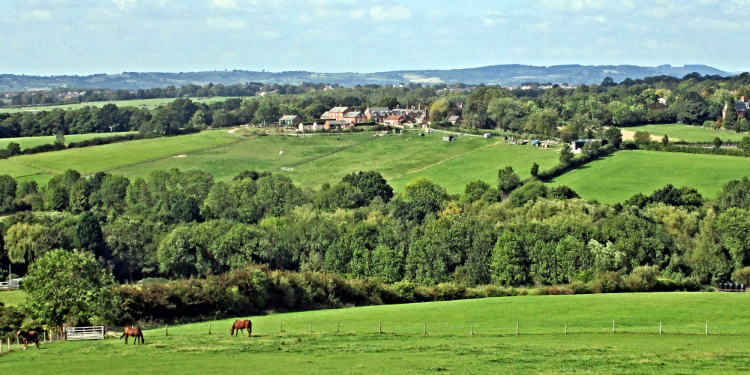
[230,319,252,337]
[16,330,40,350]
[120,326,145,345]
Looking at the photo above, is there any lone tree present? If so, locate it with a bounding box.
[530,162,540,178]
[713,137,723,149]
[661,134,669,146]
[559,145,574,164]
[498,166,521,195]
[23,249,112,329]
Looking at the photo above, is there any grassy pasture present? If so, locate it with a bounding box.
[2,129,557,192]
[624,123,749,143]
[549,150,750,203]
[388,142,559,194]
[2,292,750,373]
[0,132,136,150]
[0,97,245,114]
[0,290,26,307]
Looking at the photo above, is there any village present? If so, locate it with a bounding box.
[278,105,461,132]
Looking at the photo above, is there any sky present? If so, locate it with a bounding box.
[0,0,747,76]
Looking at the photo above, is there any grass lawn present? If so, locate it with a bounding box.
[625,123,749,143]
[549,150,750,203]
[0,132,136,150]
[2,293,750,373]
[0,290,26,307]
[0,130,240,185]
[388,142,560,194]
[0,97,246,114]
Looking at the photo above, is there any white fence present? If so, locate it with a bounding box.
[0,278,22,290]
[65,326,105,341]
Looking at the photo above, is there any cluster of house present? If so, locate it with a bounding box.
[279,105,463,132]
[722,96,749,119]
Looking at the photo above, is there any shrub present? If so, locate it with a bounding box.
[623,266,660,292]
[731,267,750,286]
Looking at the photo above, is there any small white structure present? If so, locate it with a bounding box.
[279,151,283,155]
[66,326,105,341]
[483,133,492,138]
[0,278,22,290]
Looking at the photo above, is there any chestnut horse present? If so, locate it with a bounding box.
[120,326,145,345]
[230,319,252,337]
[16,330,39,350]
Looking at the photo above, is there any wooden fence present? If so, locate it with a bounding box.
[0,278,22,291]
[65,326,105,341]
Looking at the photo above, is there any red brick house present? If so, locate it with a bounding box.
[342,111,365,125]
[384,114,408,125]
[327,107,350,121]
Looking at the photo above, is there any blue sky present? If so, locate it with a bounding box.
[1,0,747,75]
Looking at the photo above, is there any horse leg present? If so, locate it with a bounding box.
[125,335,129,345]
[35,339,39,349]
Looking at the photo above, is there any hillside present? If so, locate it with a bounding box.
[2,293,749,374]
[0,64,731,91]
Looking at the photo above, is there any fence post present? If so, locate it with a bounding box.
[613,320,616,333]
[166,324,168,336]
[660,322,662,335]
[516,322,519,336]
[379,322,382,334]
[280,322,282,334]
[424,323,427,335]
[16,336,19,348]
[337,321,339,334]
[309,323,312,334]
[565,322,567,335]
[209,323,211,335]
[706,322,708,336]
[471,323,474,336]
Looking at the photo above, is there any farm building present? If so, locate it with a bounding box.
[325,107,351,120]
[324,120,350,130]
[723,97,748,119]
[279,115,302,126]
[446,115,462,126]
[571,138,608,152]
[385,114,408,125]
[342,111,366,125]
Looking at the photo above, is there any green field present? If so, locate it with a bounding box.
[0,97,246,114]
[0,132,136,150]
[0,290,26,307]
[626,123,749,143]
[550,150,750,203]
[2,293,749,373]
[1,130,558,193]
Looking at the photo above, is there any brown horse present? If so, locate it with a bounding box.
[120,326,145,345]
[230,319,252,337]
[16,330,40,350]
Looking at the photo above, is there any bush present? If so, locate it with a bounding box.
[623,266,660,292]
[731,267,750,286]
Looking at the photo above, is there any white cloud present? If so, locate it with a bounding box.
[212,0,237,9]
[369,5,411,22]
[23,10,52,21]
[113,0,136,10]
[205,17,246,30]
[483,11,507,27]
[350,9,367,19]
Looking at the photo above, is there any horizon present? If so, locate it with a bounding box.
[1,62,744,78]
[1,0,748,76]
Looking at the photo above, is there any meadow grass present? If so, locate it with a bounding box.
[0,130,240,185]
[0,132,136,150]
[625,123,748,143]
[388,142,559,194]
[0,97,246,114]
[2,292,750,374]
[0,290,26,307]
[549,150,750,203]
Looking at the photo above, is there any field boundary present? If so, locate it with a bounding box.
[99,136,248,175]
[283,134,384,169]
[387,140,507,182]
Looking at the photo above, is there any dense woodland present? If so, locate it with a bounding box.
[4,73,750,142]
[2,161,750,328]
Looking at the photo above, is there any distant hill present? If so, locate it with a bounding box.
[0,64,733,92]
